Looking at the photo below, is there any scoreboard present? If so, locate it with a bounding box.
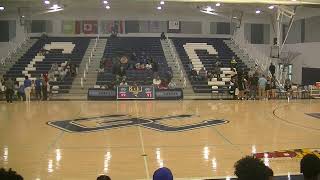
[117,86,155,99]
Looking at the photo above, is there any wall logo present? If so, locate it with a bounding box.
[47,114,228,133]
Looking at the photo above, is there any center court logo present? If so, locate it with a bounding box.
[47,114,229,133]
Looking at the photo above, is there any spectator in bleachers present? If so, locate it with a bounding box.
[117,66,127,83]
[269,63,276,77]
[0,168,23,180]
[153,167,173,180]
[160,32,166,40]
[35,76,42,100]
[70,64,77,77]
[207,70,214,81]
[258,75,267,100]
[191,68,200,81]
[119,79,128,86]
[187,62,193,71]
[4,78,14,103]
[168,81,176,89]
[198,67,207,81]
[159,79,169,89]
[153,75,162,88]
[166,69,173,82]
[97,175,111,180]
[230,56,237,69]
[24,76,32,102]
[300,154,320,180]
[234,156,271,180]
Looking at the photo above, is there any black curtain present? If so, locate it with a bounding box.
[0,21,9,42]
[251,24,264,44]
[302,68,320,85]
[217,22,230,34]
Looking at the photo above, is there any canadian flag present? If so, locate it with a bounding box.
[83,21,97,34]
[84,24,93,32]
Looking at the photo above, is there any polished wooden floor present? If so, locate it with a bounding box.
[0,100,319,180]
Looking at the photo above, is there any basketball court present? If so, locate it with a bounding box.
[0,99,319,179]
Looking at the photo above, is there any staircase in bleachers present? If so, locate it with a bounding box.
[96,37,169,86]
[172,38,249,95]
[4,37,90,94]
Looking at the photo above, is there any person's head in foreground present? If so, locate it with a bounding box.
[97,175,111,180]
[0,168,23,180]
[300,153,320,180]
[234,156,271,180]
[153,167,173,180]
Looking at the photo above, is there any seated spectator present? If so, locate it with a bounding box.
[97,175,111,180]
[160,32,166,40]
[145,63,152,70]
[234,156,271,180]
[300,154,320,180]
[51,63,58,72]
[187,62,193,71]
[191,68,200,81]
[166,69,173,82]
[136,63,145,70]
[0,168,23,180]
[153,167,173,180]
[153,76,161,87]
[198,67,207,80]
[168,81,176,89]
[159,79,168,89]
[207,71,214,81]
[119,80,128,86]
[234,156,273,180]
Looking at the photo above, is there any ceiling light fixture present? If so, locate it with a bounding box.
[268,5,274,9]
[0,6,5,11]
[22,15,25,18]
[200,10,218,15]
[105,5,110,9]
[255,10,261,14]
[50,4,60,9]
[44,0,50,5]
[215,3,221,7]
[47,8,63,13]
[103,1,108,4]
[157,6,162,10]
[291,0,297,1]
[160,1,165,5]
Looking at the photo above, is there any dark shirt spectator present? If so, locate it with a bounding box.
[269,63,276,76]
[300,154,320,180]
[234,156,271,180]
[4,78,14,90]
[160,32,166,40]
[24,77,31,88]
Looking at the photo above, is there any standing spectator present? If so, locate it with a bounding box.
[258,75,268,100]
[4,78,14,103]
[24,76,32,102]
[269,63,276,77]
[270,77,277,99]
[249,74,259,100]
[300,154,320,180]
[151,58,159,76]
[153,167,173,180]
[237,75,247,100]
[42,75,48,101]
[265,77,272,99]
[160,32,166,40]
[166,68,173,83]
[17,83,25,101]
[35,76,42,100]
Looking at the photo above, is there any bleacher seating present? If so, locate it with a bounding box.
[172,38,248,93]
[96,37,169,87]
[4,37,90,94]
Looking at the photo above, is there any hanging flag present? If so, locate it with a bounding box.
[62,20,75,34]
[83,20,98,34]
